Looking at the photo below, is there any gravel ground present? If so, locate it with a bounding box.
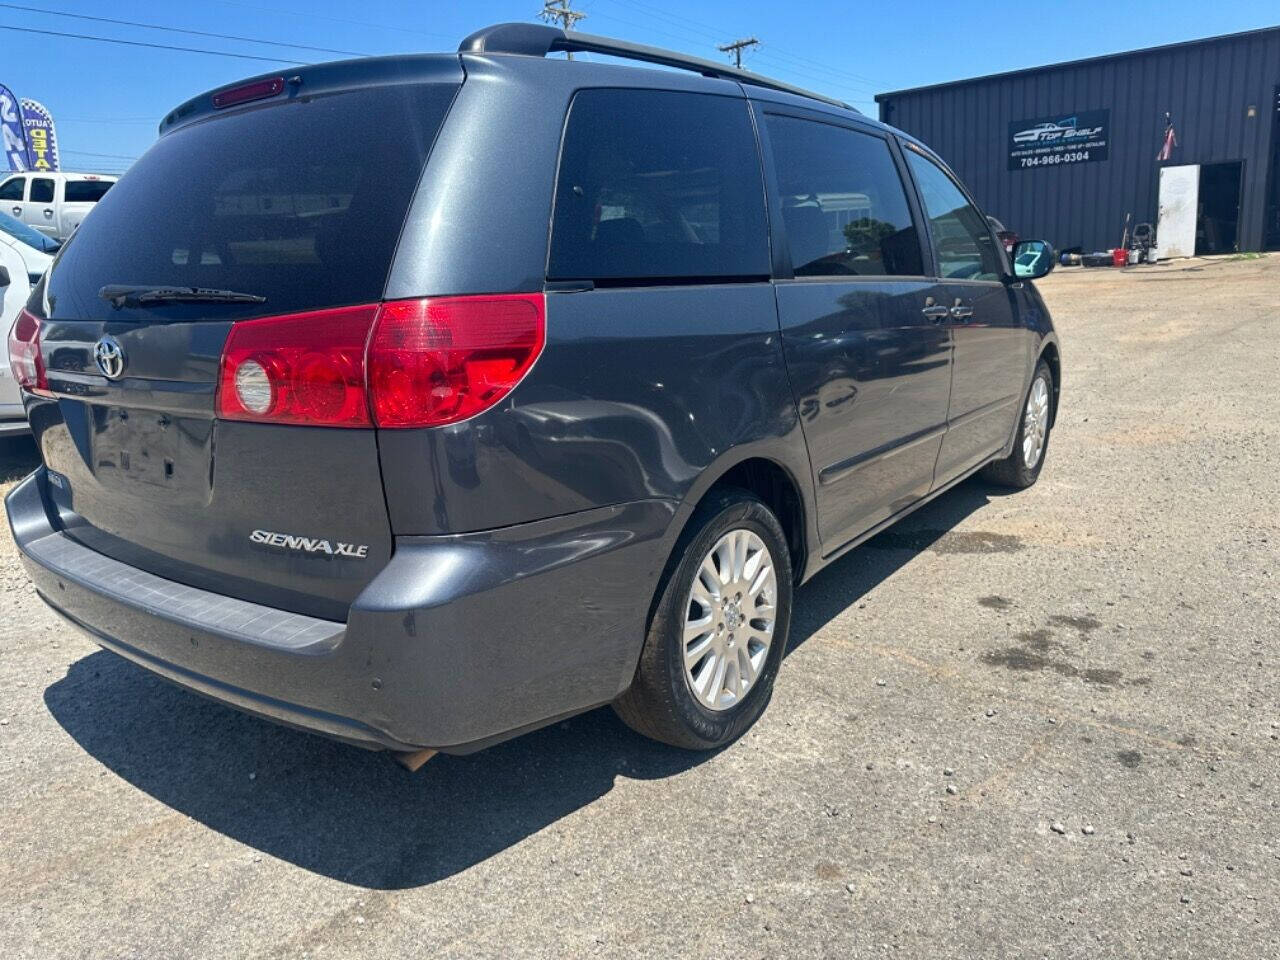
[1,255,1278,959]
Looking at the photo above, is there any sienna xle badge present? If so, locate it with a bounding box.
[5,22,1061,765]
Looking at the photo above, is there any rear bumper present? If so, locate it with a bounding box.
[6,469,676,753]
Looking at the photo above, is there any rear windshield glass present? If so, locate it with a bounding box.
[63,180,114,203]
[548,89,769,283]
[46,84,457,321]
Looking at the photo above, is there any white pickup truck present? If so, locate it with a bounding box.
[0,171,118,240]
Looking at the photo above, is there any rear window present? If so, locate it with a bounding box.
[64,180,114,203]
[46,84,457,321]
[548,89,769,283]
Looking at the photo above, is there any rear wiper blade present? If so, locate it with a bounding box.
[99,284,267,308]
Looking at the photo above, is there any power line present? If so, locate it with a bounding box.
[603,0,888,87]
[51,117,159,125]
[61,149,139,160]
[540,1,587,60]
[210,0,453,40]
[749,53,877,95]
[753,44,883,89]
[0,3,369,57]
[718,37,759,70]
[0,23,306,63]
[604,0,729,45]
[541,0,588,29]
[582,8,877,99]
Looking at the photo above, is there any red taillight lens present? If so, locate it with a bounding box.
[368,294,545,428]
[214,294,545,429]
[8,308,52,397]
[216,305,378,427]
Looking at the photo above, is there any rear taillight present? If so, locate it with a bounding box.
[214,294,545,429]
[367,294,545,428]
[7,308,52,397]
[216,305,378,427]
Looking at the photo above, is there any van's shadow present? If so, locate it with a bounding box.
[43,477,1004,889]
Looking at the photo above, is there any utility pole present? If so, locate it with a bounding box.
[718,37,759,70]
[540,1,587,59]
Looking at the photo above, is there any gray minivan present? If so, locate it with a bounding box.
[5,23,1060,762]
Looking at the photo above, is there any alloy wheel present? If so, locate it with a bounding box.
[1022,375,1051,469]
[682,529,778,712]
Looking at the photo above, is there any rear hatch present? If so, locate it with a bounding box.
[30,68,460,619]
[57,176,115,238]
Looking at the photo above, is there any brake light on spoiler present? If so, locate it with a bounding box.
[216,294,546,429]
[212,77,285,109]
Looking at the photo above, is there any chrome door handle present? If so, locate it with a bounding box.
[921,304,950,322]
[950,305,974,321]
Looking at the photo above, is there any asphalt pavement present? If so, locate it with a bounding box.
[1,255,1277,959]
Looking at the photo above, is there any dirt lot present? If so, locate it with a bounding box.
[1,256,1278,959]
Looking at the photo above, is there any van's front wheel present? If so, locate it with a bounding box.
[614,489,792,750]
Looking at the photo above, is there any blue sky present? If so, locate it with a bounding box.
[1,0,1275,173]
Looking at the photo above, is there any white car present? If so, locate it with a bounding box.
[0,210,56,283]
[0,171,118,240]
[0,237,33,435]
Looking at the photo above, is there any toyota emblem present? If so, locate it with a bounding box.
[94,336,126,380]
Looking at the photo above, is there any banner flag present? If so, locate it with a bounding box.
[0,84,29,171]
[19,99,59,171]
[1156,113,1178,163]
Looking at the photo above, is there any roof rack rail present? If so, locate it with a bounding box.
[458,22,852,111]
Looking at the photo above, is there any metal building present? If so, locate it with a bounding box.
[876,26,1280,256]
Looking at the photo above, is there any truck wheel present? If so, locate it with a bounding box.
[982,359,1054,489]
[614,489,793,750]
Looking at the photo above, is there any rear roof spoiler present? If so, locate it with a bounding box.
[459,22,853,111]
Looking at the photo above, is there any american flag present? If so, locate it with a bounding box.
[1156,114,1177,162]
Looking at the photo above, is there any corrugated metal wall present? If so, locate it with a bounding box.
[877,28,1280,252]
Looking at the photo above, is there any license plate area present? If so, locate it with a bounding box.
[84,405,211,503]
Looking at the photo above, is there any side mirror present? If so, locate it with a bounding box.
[1010,240,1055,281]
[0,265,10,287]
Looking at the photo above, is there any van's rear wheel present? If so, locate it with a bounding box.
[982,359,1053,489]
[614,489,792,750]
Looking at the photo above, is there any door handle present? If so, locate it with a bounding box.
[10,206,19,216]
[950,305,974,321]
[921,301,950,322]
[43,209,53,218]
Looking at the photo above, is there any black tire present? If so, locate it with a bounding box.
[613,488,793,750]
[982,359,1054,489]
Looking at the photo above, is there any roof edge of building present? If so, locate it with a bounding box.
[874,23,1280,102]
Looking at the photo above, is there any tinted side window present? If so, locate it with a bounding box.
[0,178,23,201]
[766,116,923,278]
[549,89,769,282]
[29,178,54,203]
[904,149,1002,282]
[64,180,114,203]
